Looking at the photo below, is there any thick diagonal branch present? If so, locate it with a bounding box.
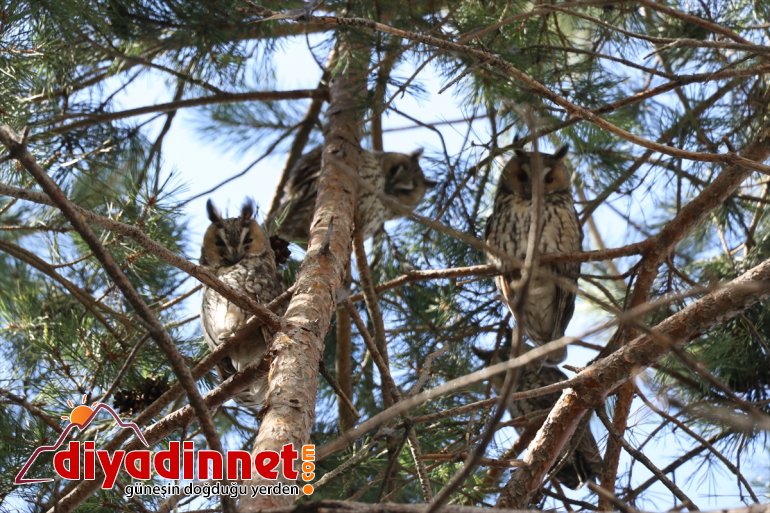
[0,125,230,513]
[497,258,770,507]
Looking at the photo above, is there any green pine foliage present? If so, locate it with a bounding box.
[657,223,770,408]
[1,0,770,510]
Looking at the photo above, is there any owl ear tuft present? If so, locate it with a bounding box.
[554,144,569,160]
[410,148,424,161]
[206,199,223,226]
[514,148,528,161]
[240,199,256,221]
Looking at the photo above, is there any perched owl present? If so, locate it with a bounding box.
[475,343,603,489]
[200,199,286,408]
[270,146,435,243]
[484,145,582,365]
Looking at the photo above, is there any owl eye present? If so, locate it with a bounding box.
[215,237,226,247]
[545,172,555,184]
[517,172,528,182]
[244,236,253,245]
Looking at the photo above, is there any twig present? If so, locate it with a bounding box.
[319,332,580,461]
[267,63,331,221]
[353,229,394,403]
[0,239,124,338]
[627,432,732,500]
[42,88,328,137]
[319,360,360,421]
[344,300,433,501]
[0,389,63,432]
[293,13,770,174]
[0,124,231,513]
[635,386,759,502]
[596,408,698,510]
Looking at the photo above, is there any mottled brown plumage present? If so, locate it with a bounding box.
[484,145,582,364]
[475,344,603,489]
[271,146,435,244]
[200,199,286,408]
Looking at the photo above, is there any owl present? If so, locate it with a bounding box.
[484,145,582,365]
[475,344,603,489]
[200,199,286,408]
[271,146,435,243]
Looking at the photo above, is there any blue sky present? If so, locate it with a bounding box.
[109,33,768,509]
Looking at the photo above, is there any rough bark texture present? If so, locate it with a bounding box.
[497,257,770,507]
[238,30,368,511]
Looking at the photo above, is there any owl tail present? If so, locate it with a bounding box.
[552,421,603,489]
[542,344,568,366]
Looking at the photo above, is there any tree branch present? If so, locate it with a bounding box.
[282,13,770,174]
[0,124,232,513]
[238,28,366,510]
[497,259,770,507]
[41,88,328,137]
[598,128,770,504]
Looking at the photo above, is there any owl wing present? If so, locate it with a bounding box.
[201,286,242,390]
[200,258,286,408]
[550,270,576,340]
[550,205,582,339]
[225,257,286,373]
[273,146,323,242]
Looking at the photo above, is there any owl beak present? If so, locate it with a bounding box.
[224,252,244,265]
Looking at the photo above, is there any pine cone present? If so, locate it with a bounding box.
[113,376,169,415]
[270,235,291,266]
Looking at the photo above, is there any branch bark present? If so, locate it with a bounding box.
[238,28,368,510]
[0,125,231,513]
[496,258,770,507]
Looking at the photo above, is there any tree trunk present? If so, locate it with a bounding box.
[239,28,369,510]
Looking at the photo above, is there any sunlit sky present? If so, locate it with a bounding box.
[110,33,766,509]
